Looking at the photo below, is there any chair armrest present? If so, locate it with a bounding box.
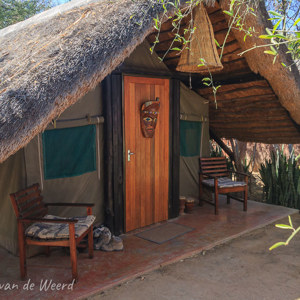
[18,217,78,224]
[44,203,94,207]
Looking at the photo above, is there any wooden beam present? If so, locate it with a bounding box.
[169,79,180,218]
[111,74,124,235]
[102,76,114,231]
[209,128,235,162]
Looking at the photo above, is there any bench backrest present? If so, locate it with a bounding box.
[199,157,229,178]
[10,183,48,219]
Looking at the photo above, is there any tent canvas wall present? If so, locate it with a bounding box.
[179,82,210,198]
[0,87,104,255]
[1,0,300,256]
[24,86,104,221]
[0,40,209,255]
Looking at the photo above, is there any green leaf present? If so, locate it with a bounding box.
[229,0,236,11]
[202,77,211,81]
[292,18,300,27]
[275,224,293,229]
[274,34,288,40]
[264,50,276,55]
[266,28,273,35]
[171,47,181,51]
[268,11,283,18]
[167,2,175,7]
[259,35,273,39]
[273,18,283,33]
[269,241,286,250]
[214,39,220,48]
[288,216,293,228]
[223,10,233,17]
[270,46,277,53]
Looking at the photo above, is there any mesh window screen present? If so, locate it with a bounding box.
[42,125,96,179]
[180,120,202,157]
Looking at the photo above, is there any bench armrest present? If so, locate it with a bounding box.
[44,203,94,207]
[18,217,78,224]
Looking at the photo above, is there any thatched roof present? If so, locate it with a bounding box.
[0,0,300,163]
[219,0,300,121]
[196,1,300,143]
[0,0,202,163]
[147,1,300,144]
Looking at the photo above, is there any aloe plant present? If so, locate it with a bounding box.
[259,146,300,209]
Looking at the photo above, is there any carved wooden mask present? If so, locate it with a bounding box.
[140,99,160,138]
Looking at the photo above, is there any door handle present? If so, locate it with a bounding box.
[127,149,135,161]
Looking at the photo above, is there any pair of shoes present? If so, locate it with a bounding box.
[93,226,110,238]
[94,226,111,250]
[101,236,123,252]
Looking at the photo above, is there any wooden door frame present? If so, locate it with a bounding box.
[102,73,180,235]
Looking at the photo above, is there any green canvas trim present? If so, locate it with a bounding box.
[180,120,202,157]
[42,125,96,179]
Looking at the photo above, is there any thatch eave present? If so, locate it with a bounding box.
[1,0,299,164]
[219,0,300,125]
[1,0,216,163]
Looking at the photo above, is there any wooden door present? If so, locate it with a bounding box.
[124,76,169,232]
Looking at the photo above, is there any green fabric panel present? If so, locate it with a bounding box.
[42,125,96,179]
[180,121,202,157]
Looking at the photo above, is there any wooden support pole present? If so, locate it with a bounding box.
[69,223,78,282]
[18,222,27,280]
[88,226,94,259]
[209,128,235,163]
[169,79,180,218]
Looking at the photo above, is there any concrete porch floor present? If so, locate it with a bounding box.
[0,199,297,300]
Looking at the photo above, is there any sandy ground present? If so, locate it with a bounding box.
[88,214,300,300]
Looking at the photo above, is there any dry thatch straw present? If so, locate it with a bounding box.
[219,0,300,124]
[0,0,210,163]
[0,0,299,164]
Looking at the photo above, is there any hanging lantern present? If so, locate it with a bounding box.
[176,3,223,73]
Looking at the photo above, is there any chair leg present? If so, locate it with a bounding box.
[69,224,78,282]
[214,187,219,215]
[227,194,230,204]
[199,177,203,207]
[18,222,27,280]
[45,246,51,256]
[88,226,94,259]
[244,187,248,211]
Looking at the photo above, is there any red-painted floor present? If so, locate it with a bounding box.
[0,199,297,300]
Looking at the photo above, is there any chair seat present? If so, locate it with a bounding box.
[25,215,96,240]
[202,177,247,189]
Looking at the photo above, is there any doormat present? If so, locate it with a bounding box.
[135,223,194,244]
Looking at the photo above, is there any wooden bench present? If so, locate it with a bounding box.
[10,183,95,282]
[199,157,248,215]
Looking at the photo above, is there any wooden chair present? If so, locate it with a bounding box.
[10,183,95,282]
[199,157,249,215]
